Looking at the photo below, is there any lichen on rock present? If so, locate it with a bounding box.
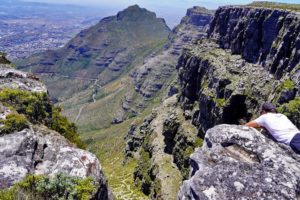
[178,124,300,200]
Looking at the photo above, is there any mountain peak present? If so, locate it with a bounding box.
[116,4,157,21]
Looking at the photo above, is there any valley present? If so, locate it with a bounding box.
[1,1,299,200]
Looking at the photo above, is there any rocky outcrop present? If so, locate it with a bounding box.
[0,126,113,199]
[0,63,113,199]
[178,124,300,200]
[178,40,276,135]
[0,64,47,93]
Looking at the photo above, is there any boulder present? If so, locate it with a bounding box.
[178,124,300,200]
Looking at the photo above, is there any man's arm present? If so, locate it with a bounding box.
[245,121,261,128]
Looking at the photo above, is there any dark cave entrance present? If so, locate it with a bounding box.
[222,95,251,124]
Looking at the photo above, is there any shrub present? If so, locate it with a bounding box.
[278,97,300,127]
[0,113,29,134]
[0,89,85,148]
[51,107,86,149]
[0,174,97,200]
[0,89,52,124]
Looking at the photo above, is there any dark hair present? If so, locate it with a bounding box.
[261,102,277,113]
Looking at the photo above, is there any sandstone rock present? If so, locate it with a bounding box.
[178,124,300,200]
[0,64,47,93]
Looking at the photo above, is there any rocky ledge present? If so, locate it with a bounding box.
[0,63,113,199]
[178,124,300,200]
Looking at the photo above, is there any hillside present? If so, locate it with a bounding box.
[18,5,170,102]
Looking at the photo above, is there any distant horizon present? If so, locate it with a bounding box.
[20,0,300,27]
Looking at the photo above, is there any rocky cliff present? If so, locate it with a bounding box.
[176,4,300,200]
[178,125,300,200]
[0,59,113,199]
[178,5,300,135]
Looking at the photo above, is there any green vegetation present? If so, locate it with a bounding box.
[0,89,85,148]
[247,1,300,11]
[273,79,296,104]
[214,98,227,107]
[281,79,295,90]
[278,97,300,127]
[0,89,52,124]
[134,148,152,194]
[0,52,11,65]
[0,113,28,134]
[0,174,97,200]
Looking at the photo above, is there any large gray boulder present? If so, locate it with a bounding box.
[178,124,300,200]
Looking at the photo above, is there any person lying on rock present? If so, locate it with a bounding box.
[245,102,300,154]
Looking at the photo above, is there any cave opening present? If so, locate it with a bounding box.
[222,95,251,124]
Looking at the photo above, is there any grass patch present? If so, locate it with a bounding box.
[0,113,29,134]
[278,97,300,127]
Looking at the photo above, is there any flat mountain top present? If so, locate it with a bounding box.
[246,1,300,12]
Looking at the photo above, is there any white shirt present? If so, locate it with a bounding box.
[254,113,299,145]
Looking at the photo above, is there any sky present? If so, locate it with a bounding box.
[22,0,300,27]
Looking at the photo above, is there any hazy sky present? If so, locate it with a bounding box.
[23,0,300,27]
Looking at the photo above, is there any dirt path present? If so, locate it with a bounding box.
[75,105,85,123]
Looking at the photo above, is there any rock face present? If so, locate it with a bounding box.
[0,63,113,199]
[208,6,300,80]
[178,124,300,200]
[178,6,300,135]
[124,95,202,200]
[0,64,47,93]
[0,126,112,199]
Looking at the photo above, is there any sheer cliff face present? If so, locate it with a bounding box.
[178,6,300,134]
[208,6,300,80]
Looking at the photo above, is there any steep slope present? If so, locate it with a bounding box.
[0,57,113,199]
[17,5,170,101]
[118,7,213,199]
[74,7,213,200]
[129,3,300,200]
